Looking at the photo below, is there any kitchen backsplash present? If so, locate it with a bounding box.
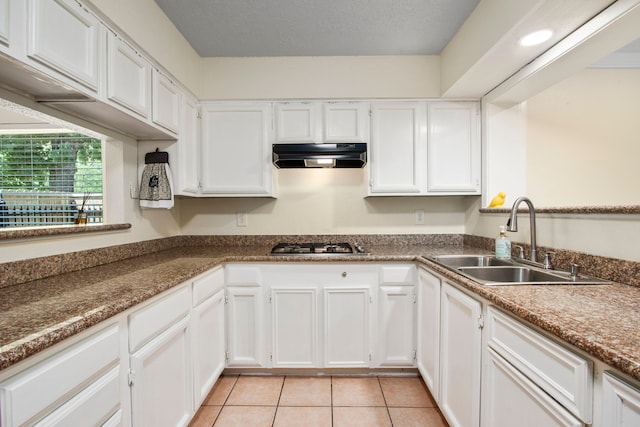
[1,233,638,289]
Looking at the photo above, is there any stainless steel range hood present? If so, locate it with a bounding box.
[273,143,367,168]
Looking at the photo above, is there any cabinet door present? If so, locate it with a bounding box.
[274,102,321,143]
[323,102,368,142]
[225,286,266,367]
[426,102,480,194]
[201,103,274,195]
[602,372,640,427]
[417,268,441,400]
[482,348,582,427]
[107,32,151,118]
[176,93,200,195]
[369,102,426,195]
[152,69,180,134]
[130,317,192,427]
[376,285,416,367]
[324,287,370,368]
[440,282,482,427]
[271,288,318,368]
[192,289,225,408]
[27,0,100,91]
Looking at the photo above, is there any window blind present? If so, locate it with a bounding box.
[0,133,103,227]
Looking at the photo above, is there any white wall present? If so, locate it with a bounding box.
[526,68,640,206]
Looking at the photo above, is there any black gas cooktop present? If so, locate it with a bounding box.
[270,242,367,256]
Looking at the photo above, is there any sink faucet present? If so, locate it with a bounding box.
[506,196,537,263]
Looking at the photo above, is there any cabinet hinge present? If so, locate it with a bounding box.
[127,370,135,387]
[413,350,417,360]
[478,314,485,329]
[413,294,417,304]
[270,353,273,361]
[196,110,202,119]
[224,295,229,304]
[225,351,230,361]
[369,354,372,361]
[269,295,272,304]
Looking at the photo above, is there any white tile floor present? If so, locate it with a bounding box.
[189,375,449,427]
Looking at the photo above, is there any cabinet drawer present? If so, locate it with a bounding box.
[129,284,190,352]
[226,265,261,286]
[487,306,593,423]
[379,265,415,284]
[193,267,224,307]
[33,366,120,427]
[0,324,120,427]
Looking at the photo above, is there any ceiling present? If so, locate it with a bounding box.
[152,0,480,57]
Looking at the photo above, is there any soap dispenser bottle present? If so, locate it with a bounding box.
[495,225,511,259]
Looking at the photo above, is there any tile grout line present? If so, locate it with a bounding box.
[377,376,395,427]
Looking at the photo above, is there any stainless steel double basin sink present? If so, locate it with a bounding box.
[426,254,610,286]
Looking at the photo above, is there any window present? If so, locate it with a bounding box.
[0,132,103,228]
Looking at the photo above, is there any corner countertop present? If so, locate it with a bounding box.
[1,243,639,384]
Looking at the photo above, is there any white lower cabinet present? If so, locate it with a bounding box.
[192,289,225,407]
[439,281,482,427]
[416,267,441,400]
[483,348,582,427]
[129,317,192,427]
[324,286,371,367]
[602,372,640,427]
[272,288,318,367]
[225,286,266,367]
[482,307,593,427]
[0,322,122,427]
[375,285,416,367]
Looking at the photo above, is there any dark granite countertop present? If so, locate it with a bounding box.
[1,242,639,385]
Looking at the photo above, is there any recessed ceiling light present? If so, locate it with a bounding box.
[519,29,553,47]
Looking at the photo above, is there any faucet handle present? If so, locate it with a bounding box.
[543,251,555,269]
[513,245,524,259]
[570,264,580,279]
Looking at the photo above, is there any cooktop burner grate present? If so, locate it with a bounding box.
[270,242,358,255]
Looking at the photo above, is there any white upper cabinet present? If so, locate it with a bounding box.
[175,93,200,195]
[152,69,180,134]
[323,102,368,143]
[200,102,275,196]
[0,0,9,48]
[369,101,481,196]
[106,31,151,118]
[275,101,368,143]
[27,0,101,92]
[369,102,427,195]
[427,102,481,194]
[275,102,321,143]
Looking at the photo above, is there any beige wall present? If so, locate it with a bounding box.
[525,68,640,206]
[180,169,469,235]
[200,56,441,100]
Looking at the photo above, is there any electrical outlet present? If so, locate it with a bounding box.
[236,212,248,227]
[415,209,425,225]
